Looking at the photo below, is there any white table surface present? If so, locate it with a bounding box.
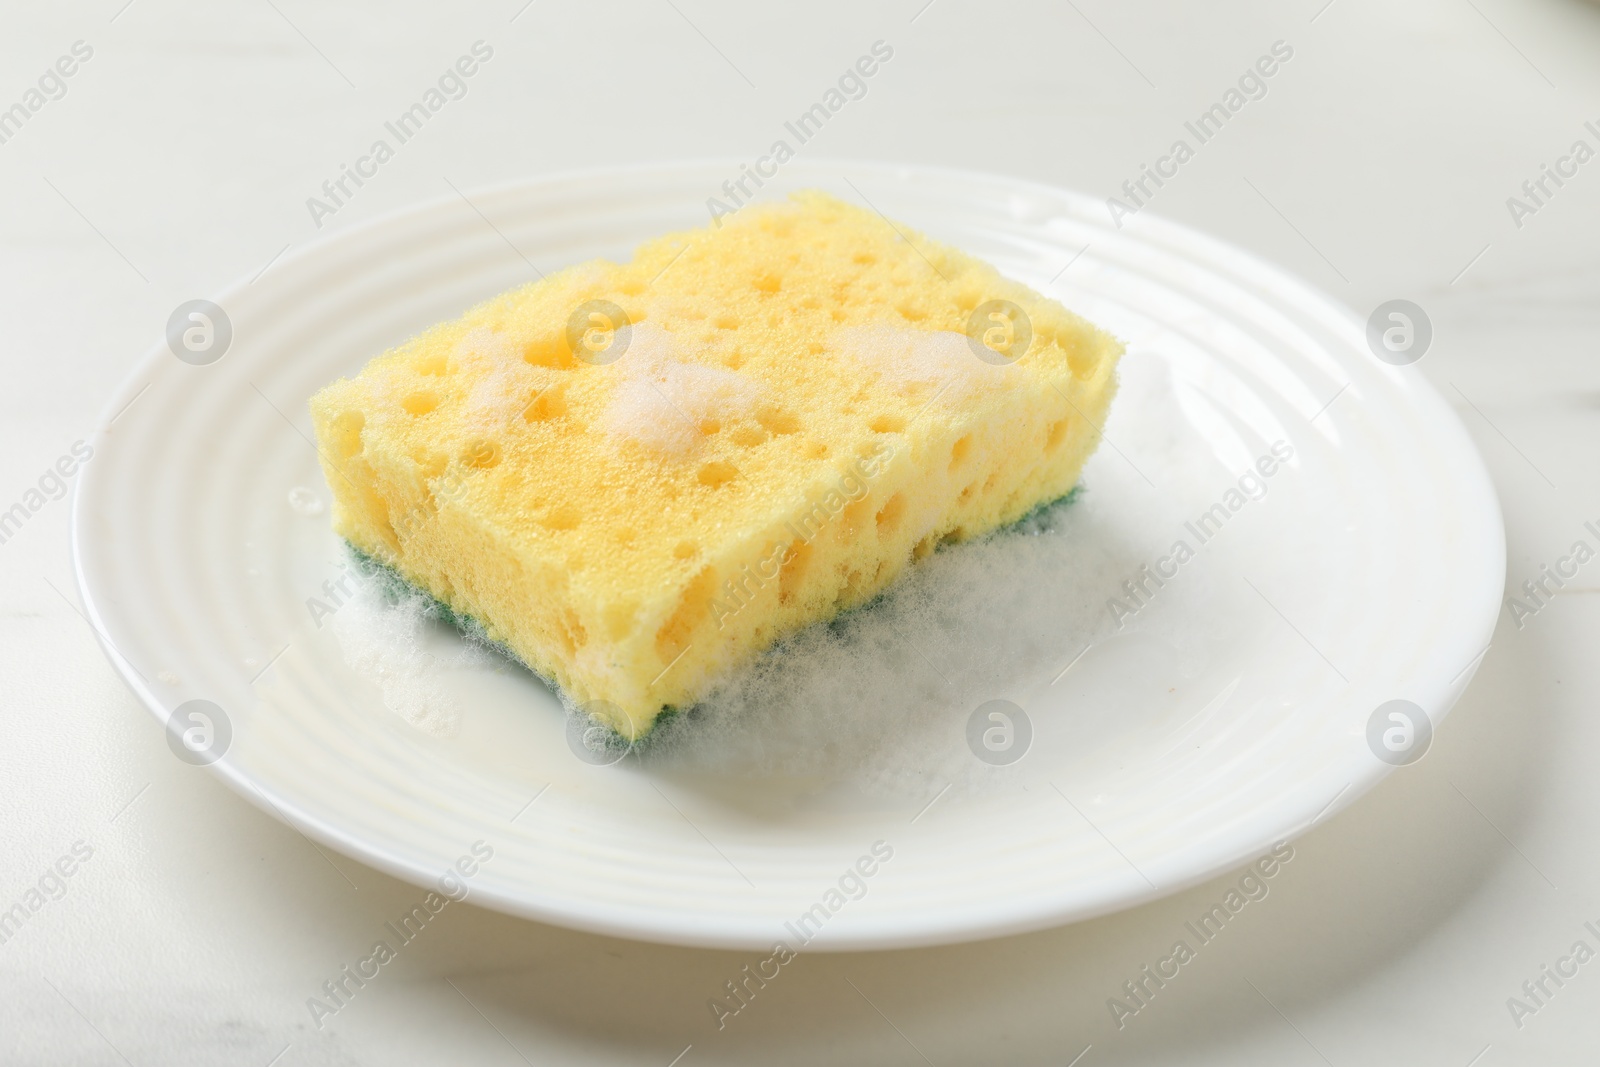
[4,0,1599,1063]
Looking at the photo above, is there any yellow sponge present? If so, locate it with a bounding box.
[309,191,1121,738]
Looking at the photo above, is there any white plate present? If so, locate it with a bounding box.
[73,161,1503,950]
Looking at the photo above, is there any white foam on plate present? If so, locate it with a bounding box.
[326,572,497,738]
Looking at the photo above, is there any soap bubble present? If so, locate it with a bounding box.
[287,487,324,516]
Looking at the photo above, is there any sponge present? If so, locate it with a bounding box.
[309,191,1121,738]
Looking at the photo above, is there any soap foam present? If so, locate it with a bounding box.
[327,568,497,737]
[599,321,764,456]
[454,327,540,434]
[833,323,1011,403]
